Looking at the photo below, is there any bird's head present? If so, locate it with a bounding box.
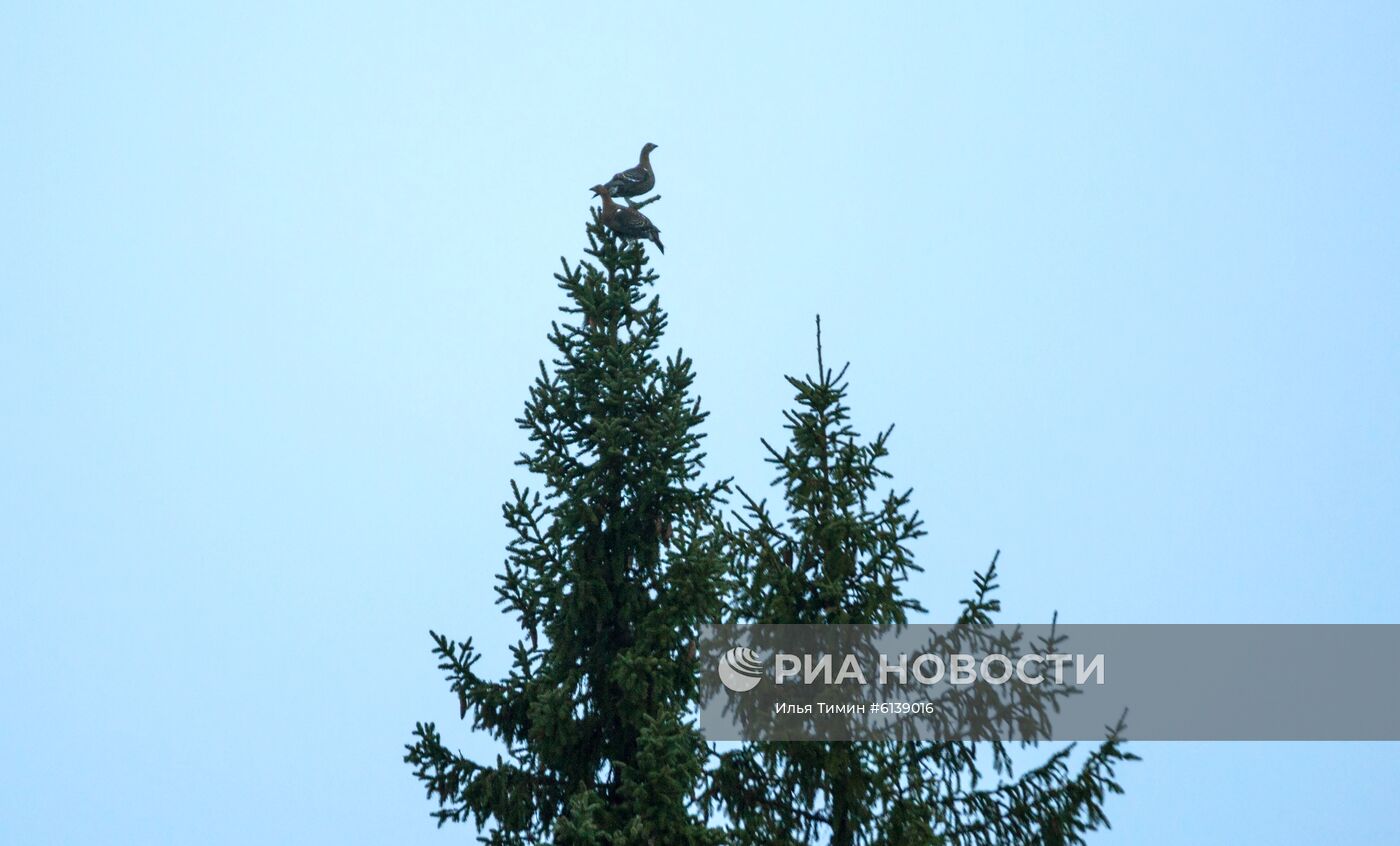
[590,184,611,197]
[641,142,658,155]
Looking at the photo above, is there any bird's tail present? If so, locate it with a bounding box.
[652,234,664,254]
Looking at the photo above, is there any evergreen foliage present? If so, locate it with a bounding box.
[405,197,728,845]
[709,319,1137,846]
[407,195,1134,844]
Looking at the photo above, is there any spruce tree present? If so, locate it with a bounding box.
[709,319,1137,846]
[404,195,728,845]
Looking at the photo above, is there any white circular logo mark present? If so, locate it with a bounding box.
[717,646,764,693]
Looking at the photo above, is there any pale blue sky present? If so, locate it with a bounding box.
[3,3,1398,843]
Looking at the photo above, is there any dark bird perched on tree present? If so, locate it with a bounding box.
[602,142,658,199]
[590,184,664,253]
